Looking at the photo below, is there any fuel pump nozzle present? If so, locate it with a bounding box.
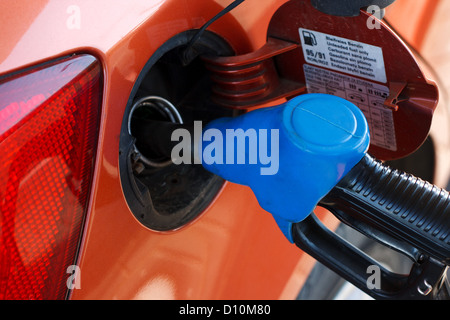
[136,93,450,299]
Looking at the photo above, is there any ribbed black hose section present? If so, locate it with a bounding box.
[320,154,450,265]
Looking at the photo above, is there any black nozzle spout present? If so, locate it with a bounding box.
[131,118,196,165]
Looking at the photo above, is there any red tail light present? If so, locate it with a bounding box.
[0,55,102,299]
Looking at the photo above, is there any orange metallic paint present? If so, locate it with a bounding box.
[385,0,441,51]
[0,0,447,300]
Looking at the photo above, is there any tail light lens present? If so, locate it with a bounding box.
[0,55,102,299]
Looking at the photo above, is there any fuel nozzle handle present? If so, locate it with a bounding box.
[292,152,450,299]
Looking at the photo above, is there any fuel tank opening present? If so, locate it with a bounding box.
[119,30,236,232]
[128,96,183,169]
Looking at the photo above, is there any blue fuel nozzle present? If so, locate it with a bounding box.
[200,94,370,242]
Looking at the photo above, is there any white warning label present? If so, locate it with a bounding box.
[299,28,387,84]
[304,64,397,151]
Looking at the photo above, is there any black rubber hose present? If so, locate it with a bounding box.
[320,154,450,265]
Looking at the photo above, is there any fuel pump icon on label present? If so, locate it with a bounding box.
[302,30,317,46]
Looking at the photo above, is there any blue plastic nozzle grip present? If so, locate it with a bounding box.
[200,94,370,242]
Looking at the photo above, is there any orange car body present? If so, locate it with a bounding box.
[0,0,449,300]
